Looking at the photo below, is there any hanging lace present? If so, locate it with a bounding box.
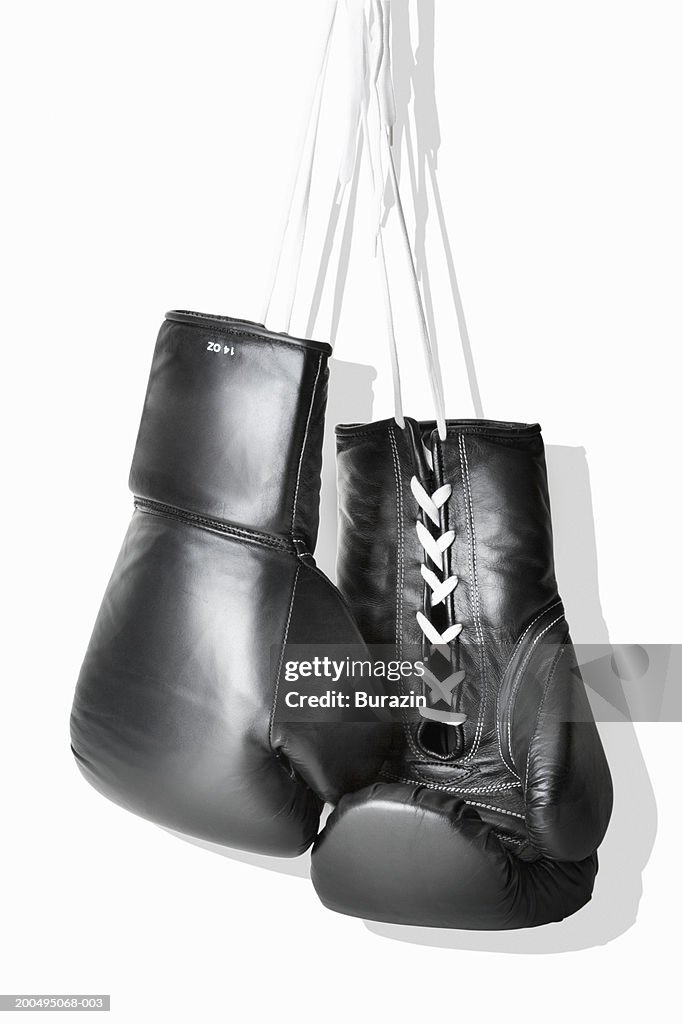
[261,1,465,726]
[261,1,447,439]
[366,6,465,724]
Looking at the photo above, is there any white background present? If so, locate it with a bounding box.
[1,1,680,1021]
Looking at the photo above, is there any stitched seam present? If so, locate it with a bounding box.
[380,771,521,795]
[412,439,466,765]
[269,566,301,752]
[459,435,486,760]
[388,427,404,661]
[436,439,456,630]
[380,773,525,819]
[504,600,564,668]
[134,499,294,553]
[495,600,563,775]
[507,615,565,772]
[498,729,521,781]
[493,832,525,846]
[464,800,525,820]
[389,427,427,765]
[437,437,465,757]
[291,353,323,535]
[391,428,431,765]
[524,638,568,793]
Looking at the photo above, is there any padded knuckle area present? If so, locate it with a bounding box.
[311,784,597,929]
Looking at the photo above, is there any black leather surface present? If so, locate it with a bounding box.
[130,312,328,547]
[71,312,389,855]
[311,417,613,926]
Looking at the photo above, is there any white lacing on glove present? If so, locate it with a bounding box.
[410,476,467,726]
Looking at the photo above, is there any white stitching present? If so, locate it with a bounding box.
[498,732,521,781]
[524,642,567,793]
[269,565,301,751]
[506,615,565,772]
[459,435,486,760]
[388,427,404,661]
[381,771,521,795]
[493,832,525,846]
[389,428,427,764]
[465,800,525,820]
[506,600,563,667]
[381,773,526,820]
[291,353,322,533]
[495,600,563,777]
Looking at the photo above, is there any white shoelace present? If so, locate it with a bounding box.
[366,0,447,440]
[262,2,463,723]
[367,4,461,722]
[261,2,339,334]
[262,1,447,441]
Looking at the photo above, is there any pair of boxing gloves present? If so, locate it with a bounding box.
[71,311,613,930]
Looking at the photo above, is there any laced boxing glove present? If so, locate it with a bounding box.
[311,416,613,927]
[71,310,389,856]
